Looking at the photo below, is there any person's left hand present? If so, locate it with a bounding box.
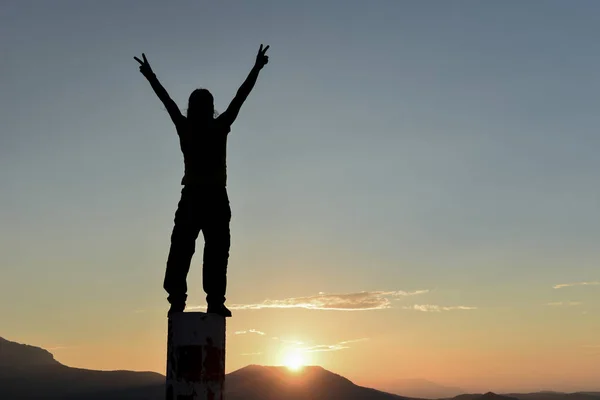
[255,44,270,70]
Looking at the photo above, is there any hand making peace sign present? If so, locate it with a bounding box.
[134,53,154,77]
[255,44,270,70]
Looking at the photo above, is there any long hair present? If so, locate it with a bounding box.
[186,88,219,121]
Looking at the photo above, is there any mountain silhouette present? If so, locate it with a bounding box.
[380,378,465,398]
[0,336,164,399]
[0,336,57,367]
[225,364,408,400]
[1,337,599,400]
[480,393,520,400]
[452,394,524,400]
[508,394,600,400]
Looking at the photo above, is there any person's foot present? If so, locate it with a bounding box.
[167,302,185,317]
[207,304,232,318]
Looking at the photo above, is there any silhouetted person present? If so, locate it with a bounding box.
[134,45,270,317]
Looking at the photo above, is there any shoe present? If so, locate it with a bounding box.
[167,302,185,317]
[207,304,232,318]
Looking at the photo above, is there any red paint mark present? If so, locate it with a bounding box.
[203,342,224,382]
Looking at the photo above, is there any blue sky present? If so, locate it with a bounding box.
[1,0,599,391]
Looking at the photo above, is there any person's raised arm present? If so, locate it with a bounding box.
[134,53,183,127]
[219,44,270,127]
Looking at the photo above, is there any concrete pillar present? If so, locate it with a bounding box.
[166,312,226,400]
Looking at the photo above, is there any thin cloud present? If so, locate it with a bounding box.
[227,290,428,311]
[277,339,305,345]
[299,338,369,353]
[553,281,600,289]
[545,301,582,306]
[234,329,266,336]
[404,304,477,312]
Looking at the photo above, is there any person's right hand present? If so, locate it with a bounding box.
[254,44,270,70]
[134,53,153,77]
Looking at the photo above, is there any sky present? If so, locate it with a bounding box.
[1,0,600,394]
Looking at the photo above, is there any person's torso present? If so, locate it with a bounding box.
[177,117,231,186]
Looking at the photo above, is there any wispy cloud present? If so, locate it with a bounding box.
[239,336,367,358]
[234,329,266,336]
[227,290,428,311]
[545,301,582,306]
[403,304,477,312]
[277,338,305,345]
[299,338,369,353]
[553,281,600,289]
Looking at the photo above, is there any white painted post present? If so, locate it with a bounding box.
[166,312,226,400]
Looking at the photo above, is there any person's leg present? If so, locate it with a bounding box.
[201,187,232,317]
[163,186,202,313]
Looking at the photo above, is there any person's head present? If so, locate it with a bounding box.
[187,88,215,121]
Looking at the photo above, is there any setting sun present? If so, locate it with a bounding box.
[283,351,305,372]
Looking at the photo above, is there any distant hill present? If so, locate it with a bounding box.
[380,378,465,398]
[452,393,519,400]
[508,393,600,400]
[452,393,600,400]
[225,364,408,400]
